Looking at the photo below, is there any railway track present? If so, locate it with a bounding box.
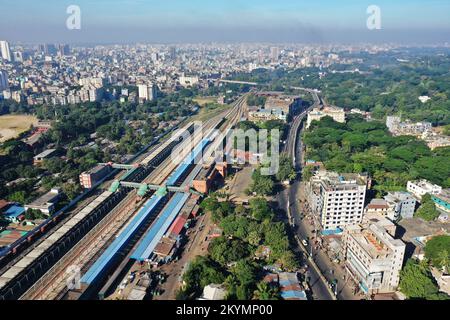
[16,96,247,300]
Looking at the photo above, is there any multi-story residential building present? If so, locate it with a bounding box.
[178,75,199,87]
[431,189,450,214]
[342,218,406,294]
[79,164,112,189]
[138,83,157,102]
[307,170,368,231]
[386,116,401,133]
[0,40,11,61]
[0,70,8,91]
[383,191,417,220]
[397,121,432,137]
[365,199,390,217]
[79,77,104,88]
[306,106,346,129]
[386,116,432,137]
[407,180,442,201]
[423,133,450,150]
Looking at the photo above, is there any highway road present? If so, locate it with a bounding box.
[278,89,358,300]
[277,90,336,300]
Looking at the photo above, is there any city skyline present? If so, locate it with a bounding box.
[1,0,450,44]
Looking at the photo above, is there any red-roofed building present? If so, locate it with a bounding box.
[168,215,188,239]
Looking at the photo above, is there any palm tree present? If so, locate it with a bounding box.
[437,250,449,273]
[253,281,279,300]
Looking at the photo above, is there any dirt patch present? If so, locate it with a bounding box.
[0,114,38,142]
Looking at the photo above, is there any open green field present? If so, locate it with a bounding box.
[192,96,218,106]
[190,103,231,123]
[0,114,38,143]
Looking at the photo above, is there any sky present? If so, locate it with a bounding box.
[0,0,449,44]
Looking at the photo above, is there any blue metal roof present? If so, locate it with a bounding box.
[321,228,343,236]
[131,192,189,261]
[4,205,25,218]
[281,290,307,300]
[166,139,209,186]
[81,194,164,285]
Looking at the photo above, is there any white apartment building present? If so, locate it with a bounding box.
[342,219,405,294]
[79,77,104,88]
[386,116,401,133]
[407,180,442,201]
[0,41,11,62]
[178,75,199,87]
[138,83,157,102]
[306,106,346,129]
[383,191,417,220]
[307,171,368,231]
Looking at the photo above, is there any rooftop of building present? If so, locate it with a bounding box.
[310,105,345,115]
[26,188,61,208]
[200,284,227,300]
[408,179,442,189]
[33,148,56,159]
[434,189,450,203]
[346,223,404,259]
[367,198,389,209]
[2,204,25,218]
[82,164,110,175]
[384,191,415,202]
[153,236,176,257]
[312,170,367,191]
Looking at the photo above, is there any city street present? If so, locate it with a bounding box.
[277,91,360,300]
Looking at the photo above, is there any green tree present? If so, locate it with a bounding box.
[230,260,258,300]
[253,281,280,300]
[8,191,26,204]
[415,195,440,221]
[62,183,82,200]
[247,231,262,246]
[249,197,273,221]
[278,250,299,272]
[249,168,274,196]
[209,237,249,265]
[424,235,450,271]
[302,165,315,181]
[179,256,226,299]
[399,259,448,300]
[276,155,296,182]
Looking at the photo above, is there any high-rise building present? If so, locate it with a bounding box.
[39,44,57,56]
[138,83,157,102]
[342,217,406,294]
[12,51,23,62]
[270,46,279,63]
[169,46,176,60]
[0,70,9,91]
[151,52,159,62]
[58,44,70,56]
[0,41,12,61]
[307,170,368,231]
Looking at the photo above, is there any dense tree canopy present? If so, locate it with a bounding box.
[424,236,450,271]
[303,116,450,195]
[399,259,449,300]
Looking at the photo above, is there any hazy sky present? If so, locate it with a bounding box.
[1,0,449,44]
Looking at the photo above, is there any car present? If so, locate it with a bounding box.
[302,239,308,246]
